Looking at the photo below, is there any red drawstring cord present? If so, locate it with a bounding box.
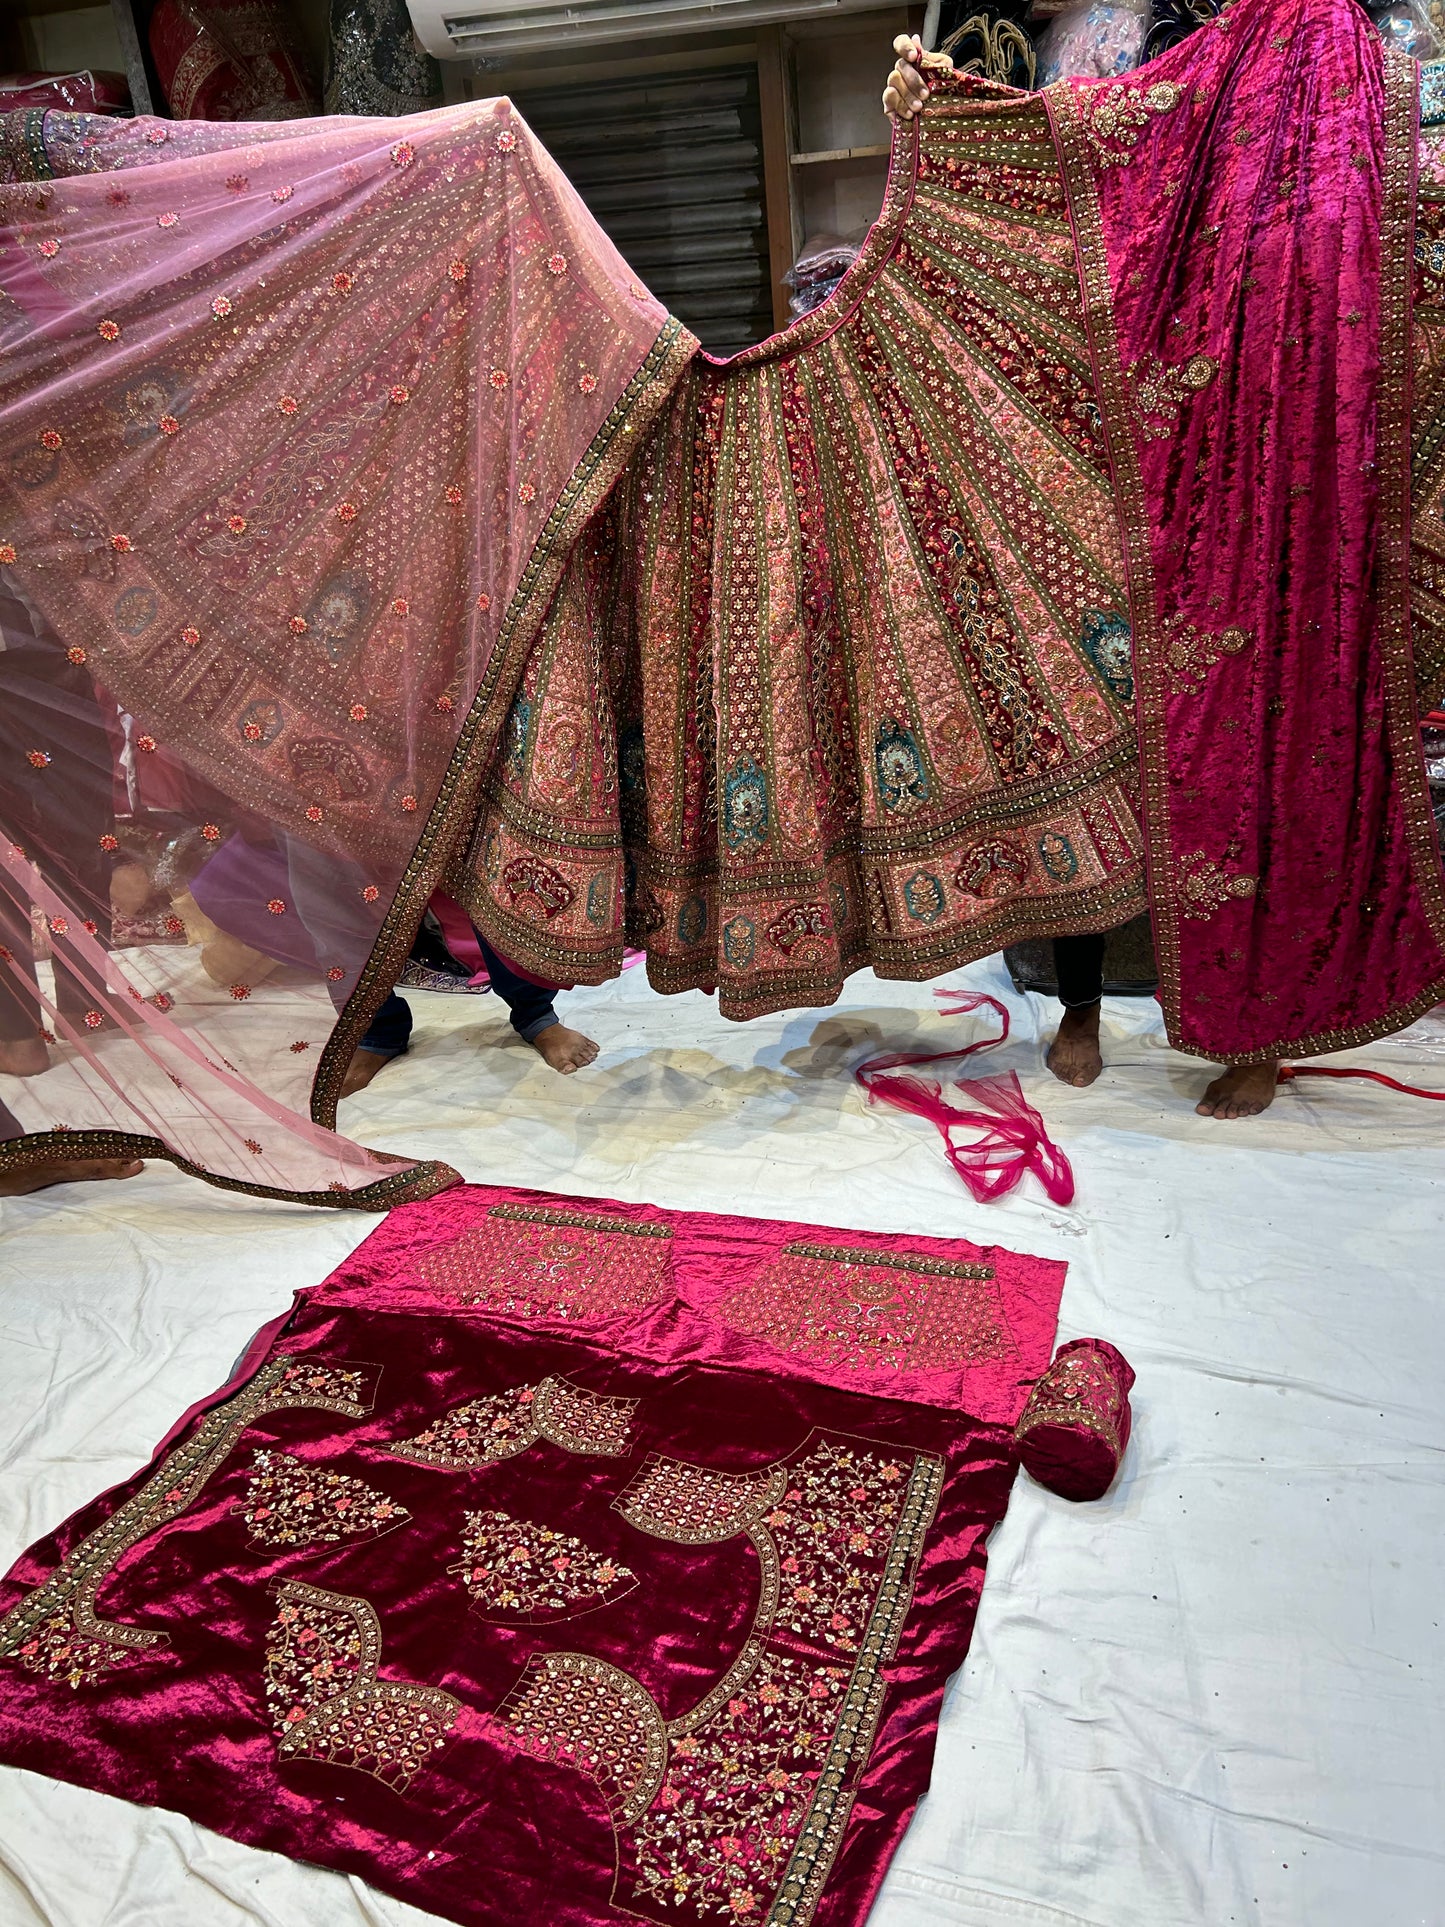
[1278,1064,1445,1100]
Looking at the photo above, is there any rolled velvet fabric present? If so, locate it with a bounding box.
[1015,1338,1134,1501]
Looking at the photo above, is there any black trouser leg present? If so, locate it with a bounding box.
[1053,933,1106,1010]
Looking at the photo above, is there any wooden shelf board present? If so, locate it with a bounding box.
[790,143,890,165]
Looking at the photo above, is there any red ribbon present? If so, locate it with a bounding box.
[1278,1064,1445,1101]
[855,990,1076,1205]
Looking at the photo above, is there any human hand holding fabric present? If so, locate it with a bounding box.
[882,34,951,122]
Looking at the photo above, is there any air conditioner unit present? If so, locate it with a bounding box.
[405,0,885,61]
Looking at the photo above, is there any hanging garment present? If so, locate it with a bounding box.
[323,0,444,118]
[0,102,694,1203]
[1,0,1441,1204]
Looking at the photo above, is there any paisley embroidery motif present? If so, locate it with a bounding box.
[1178,851,1258,920]
[1083,78,1185,167]
[451,1509,637,1621]
[387,1376,638,1470]
[1127,351,1219,440]
[1159,613,1253,693]
[265,1581,459,1790]
[873,718,929,813]
[416,1202,672,1320]
[238,1449,409,1549]
[0,1356,378,1689]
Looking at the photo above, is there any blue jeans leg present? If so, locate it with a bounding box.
[357,990,413,1059]
[474,932,558,1042]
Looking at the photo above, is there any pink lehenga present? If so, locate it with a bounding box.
[2,0,1442,1207]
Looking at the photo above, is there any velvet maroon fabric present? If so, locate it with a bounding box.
[1016,1338,1135,1503]
[1052,0,1445,1062]
[0,1188,1065,1926]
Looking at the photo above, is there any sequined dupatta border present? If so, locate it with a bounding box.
[0,314,695,1209]
[309,317,696,1135]
[1049,36,1445,1066]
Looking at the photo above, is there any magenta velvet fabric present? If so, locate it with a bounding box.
[1050,0,1445,1063]
[0,1187,1065,1927]
[1016,1338,1135,1503]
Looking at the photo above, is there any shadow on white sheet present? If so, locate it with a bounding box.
[0,957,1440,1927]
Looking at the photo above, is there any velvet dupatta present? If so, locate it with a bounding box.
[1051,0,1445,1062]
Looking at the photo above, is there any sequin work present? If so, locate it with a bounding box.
[0,1357,378,1688]
[416,1203,673,1319]
[265,1581,459,1789]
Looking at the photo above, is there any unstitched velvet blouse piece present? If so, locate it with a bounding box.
[0,1185,1067,1927]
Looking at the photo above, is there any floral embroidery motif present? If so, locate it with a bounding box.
[1178,851,1258,921]
[502,1652,667,1823]
[388,1376,638,1470]
[265,1581,458,1790]
[717,1243,1007,1375]
[416,1203,672,1320]
[238,1449,409,1549]
[449,1509,637,1620]
[1084,79,1184,166]
[1159,613,1252,693]
[508,1436,943,1925]
[1015,1344,1125,1455]
[1127,351,1218,440]
[0,1357,377,1689]
[635,1648,849,1918]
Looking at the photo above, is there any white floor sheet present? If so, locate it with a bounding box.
[0,959,1439,1927]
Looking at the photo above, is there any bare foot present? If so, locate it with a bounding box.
[531,1023,599,1074]
[0,1036,49,1077]
[339,1047,397,1099]
[1196,1061,1279,1120]
[0,1157,143,1196]
[1046,1003,1103,1088]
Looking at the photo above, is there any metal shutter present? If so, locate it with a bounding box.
[510,65,771,358]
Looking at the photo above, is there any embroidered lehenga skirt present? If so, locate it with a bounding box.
[1,0,1443,1203]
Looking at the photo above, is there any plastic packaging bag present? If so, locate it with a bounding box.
[1035,0,1147,83]
[1372,1,1444,61]
[784,230,865,319]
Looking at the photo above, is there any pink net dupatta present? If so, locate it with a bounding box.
[0,103,694,1203]
[1049,0,1445,1065]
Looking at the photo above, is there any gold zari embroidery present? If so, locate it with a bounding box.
[1178,852,1258,921]
[0,1356,376,1688]
[1128,351,1219,440]
[1084,79,1185,167]
[1159,614,1253,692]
